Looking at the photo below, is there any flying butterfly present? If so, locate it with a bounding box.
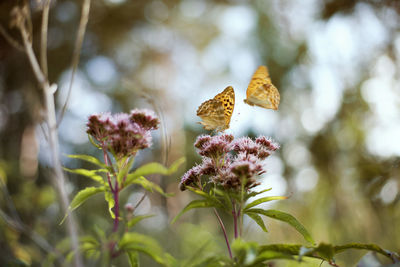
[196,86,235,131]
[244,65,280,110]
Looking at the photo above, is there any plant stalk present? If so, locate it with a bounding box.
[213,208,232,259]
[232,202,238,239]
[17,10,82,266]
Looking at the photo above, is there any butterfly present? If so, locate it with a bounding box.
[244,65,280,110]
[196,86,235,131]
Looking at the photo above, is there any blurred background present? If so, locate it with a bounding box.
[0,0,399,266]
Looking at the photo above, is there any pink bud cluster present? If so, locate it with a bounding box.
[87,109,160,159]
[180,134,279,191]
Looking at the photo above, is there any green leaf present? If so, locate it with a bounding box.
[105,190,115,219]
[232,238,259,265]
[334,243,400,260]
[80,235,100,259]
[117,156,135,184]
[246,209,314,244]
[259,244,303,256]
[244,196,288,211]
[127,214,155,228]
[63,168,105,184]
[126,251,139,267]
[70,186,105,210]
[119,232,166,265]
[124,157,185,186]
[246,213,268,233]
[167,157,186,174]
[314,243,334,260]
[186,187,225,209]
[125,162,167,185]
[88,135,101,149]
[171,199,215,224]
[256,251,294,261]
[66,154,108,169]
[131,176,171,197]
[258,242,400,262]
[60,186,105,224]
[244,188,272,201]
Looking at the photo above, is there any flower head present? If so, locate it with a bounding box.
[233,137,259,156]
[130,109,160,130]
[196,134,234,158]
[179,165,202,191]
[181,134,279,192]
[87,109,159,159]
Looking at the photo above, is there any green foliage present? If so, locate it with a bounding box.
[64,156,185,220]
[206,240,400,266]
[171,199,216,224]
[245,213,268,233]
[126,215,155,228]
[244,196,288,210]
[244,209,314,244]
[119,232,170,266]
[66,154,109,170]
[104,190,115,219]
[60,186,105,224]
[60,154,184,266]
[63,167,105,184]
[124,157,185,186]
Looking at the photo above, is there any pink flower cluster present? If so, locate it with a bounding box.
[180,134,279,191]
[87,109,160,159]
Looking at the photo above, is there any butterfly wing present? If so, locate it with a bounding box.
[214,86,235,128]
[244,66,280,110]
[196,99,226,131]
[196,86,235,131]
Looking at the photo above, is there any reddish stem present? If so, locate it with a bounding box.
[214,208,232,259]
[232,202,238,239]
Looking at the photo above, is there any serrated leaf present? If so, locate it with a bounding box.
[246,213,268,233]
[63,168,105,184]
[127,215,155,228]
[246,209,314,244]
[171,199,215,224]
[66,154,108,169]
[244,196,288,210]
[105,190,115,219]
[60,186,105,224]
[119,232,166,265]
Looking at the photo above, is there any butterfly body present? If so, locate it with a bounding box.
[244,66,280,110]
[196,86,235,131]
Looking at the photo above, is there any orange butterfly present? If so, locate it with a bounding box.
[244,66,280,110]
[196,86,235,131]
